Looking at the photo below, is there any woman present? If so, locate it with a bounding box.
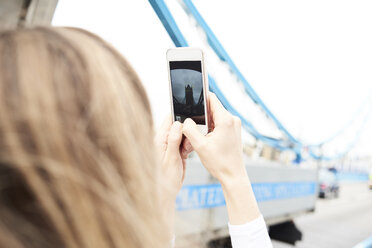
[0,27,272,247]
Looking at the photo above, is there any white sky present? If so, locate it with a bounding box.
[52,0,372,159]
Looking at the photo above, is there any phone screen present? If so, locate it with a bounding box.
[170,61,205,124]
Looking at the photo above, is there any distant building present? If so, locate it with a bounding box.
[185,84,195,106]
[173,84,204,123]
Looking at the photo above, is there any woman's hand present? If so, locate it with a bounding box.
[182,92,246,185]
[155,116,193,240]
[155,116,193,203]
[182,92,260,224]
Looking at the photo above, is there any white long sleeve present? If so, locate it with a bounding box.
[228,215,273,248]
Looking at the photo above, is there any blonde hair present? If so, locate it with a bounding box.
[0,27,167,248]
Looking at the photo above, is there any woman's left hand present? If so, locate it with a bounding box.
[155,116,193,204]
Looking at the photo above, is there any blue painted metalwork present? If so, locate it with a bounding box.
[148,0,372,160]
[148,0,289,150]
[181,0,300,145]
[208,75,291,150]
[180,0,372,159]
[149,0,188,47]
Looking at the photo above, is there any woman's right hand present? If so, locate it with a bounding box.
[182,92,261,225]
[182,92,247,185]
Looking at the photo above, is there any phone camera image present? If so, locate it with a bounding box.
[170,61,205,124]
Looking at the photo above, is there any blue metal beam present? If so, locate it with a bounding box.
[182,0,300,145]
[148,0,371,160]
[180,0,372,160]
[149,0,188,47]
[148,0,290,151]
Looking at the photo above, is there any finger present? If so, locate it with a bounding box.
[182,118,205,150]
[155,115,172,145]
[233,116,242,128]
[166,121,183,155]
[183,138,193,153]
[233,116,242,137]
[181,158,187,182]
[181,150,189,160]
[181,138,193,159]
[208,92,230,125]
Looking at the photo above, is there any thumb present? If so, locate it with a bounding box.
[166,121,183,155]
[182,118,205,150]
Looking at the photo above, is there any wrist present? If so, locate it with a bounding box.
[219,168,250,189]
[220,174,261,225]
[220,174,251,196]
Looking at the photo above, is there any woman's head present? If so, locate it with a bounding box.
[0,27,165,247]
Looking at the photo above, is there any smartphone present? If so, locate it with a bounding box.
[167,47,209,135]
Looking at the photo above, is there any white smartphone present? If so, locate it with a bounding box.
[166,47,209,135]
